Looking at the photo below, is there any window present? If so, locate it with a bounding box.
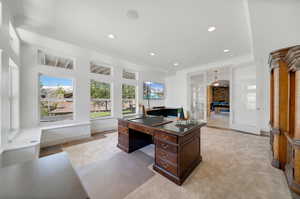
[122,84,136,115]
[90,80,112,118]
[8,59,20,134]
[9,21,20,55]
[39,75,73,122]
[90,62,111,75]
[122,69,136,80]
[37,50,74,70]
[246,84,256,110]
[0,2,2,25]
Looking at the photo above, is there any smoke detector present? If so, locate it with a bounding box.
[127,10,139,20]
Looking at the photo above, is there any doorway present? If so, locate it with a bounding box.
[188,64,258,134]
[207,80,230,128]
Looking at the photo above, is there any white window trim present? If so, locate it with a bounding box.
[89,61,114,77]
[38,73,76,126]
[37,48,76,71]
[90,79,113,119]
[122,68,138,81]
[8,59,20,142]
[122,84,138,115]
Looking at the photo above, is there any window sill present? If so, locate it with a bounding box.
[90,116,115,121]
[39,121,91,130]
[39,119,75,127]
[122,113,138,117]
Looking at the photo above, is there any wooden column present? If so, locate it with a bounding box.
[269,48,290,169]
[285,46,300,195]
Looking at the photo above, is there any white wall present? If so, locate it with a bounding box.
[165,54,271,132]
[246,0,300,132]
[166,54,253,108]
[0,0,21,157]
[19,29,166,133]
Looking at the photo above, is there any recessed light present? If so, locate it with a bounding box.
[173,62,179,67]
[149,52,156,56]
[223,49,230,53]
[107,34,116,39]
[208,26,216,32]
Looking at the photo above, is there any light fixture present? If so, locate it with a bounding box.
[173,62,179,67]
[149,52,156,56]
[214,82,220,87]
[223,49,230,53]
[107,34,116,39]
[208,26,216,32]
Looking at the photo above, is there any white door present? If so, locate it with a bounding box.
[230,65,259,134]
[190,74,206,121]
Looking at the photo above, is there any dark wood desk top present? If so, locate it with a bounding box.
[119,115,206,136]
[0,152,89,199]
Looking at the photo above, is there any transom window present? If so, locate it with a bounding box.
[122,84,136,115]
[9,21,20,55]
[90,62,111,76]
[90,80,112,118]
[122,69,136,80]
[38,50,74,70]
[39,75,74,122]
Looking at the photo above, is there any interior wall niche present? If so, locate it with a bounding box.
[212,87,229,102]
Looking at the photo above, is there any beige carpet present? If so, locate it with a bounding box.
[63,127,292,199]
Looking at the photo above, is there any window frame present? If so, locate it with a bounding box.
[37,49,76,71]
[90,61,113,77]
[122,83,138,115]
[8,58,20,142]
[122,68,138,80]
[90,79,113,120]
[9,20,20,56]
[38,73,76,125]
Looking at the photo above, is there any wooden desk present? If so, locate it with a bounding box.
[0,152,89,199]
[117,116,206,185]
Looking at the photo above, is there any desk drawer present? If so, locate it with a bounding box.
[118,132,129,145]
[156,157,177,175]
[156,147,177,164]
[128,123,154,135]
[156,140,177,153]
[118,126,128,135]
[156,132,177,143]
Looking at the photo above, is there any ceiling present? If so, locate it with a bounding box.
[10,0,252,71]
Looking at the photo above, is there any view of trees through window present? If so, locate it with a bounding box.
[40,75,73,122]
[122,84,136,114]
[90,80,111,118]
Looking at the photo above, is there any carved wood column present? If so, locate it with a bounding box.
[285,46,300,195]
[269,48,289,169]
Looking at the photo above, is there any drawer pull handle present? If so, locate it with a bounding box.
[161,143,168,149]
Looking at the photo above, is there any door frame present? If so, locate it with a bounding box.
[187,63,259,135]
[187,71,207,122]
[230,63,259,134]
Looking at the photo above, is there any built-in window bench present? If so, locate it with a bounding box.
[1,122,91,167]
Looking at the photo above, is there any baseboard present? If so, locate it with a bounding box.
[206,125,267,137]
[260,130,270,137]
